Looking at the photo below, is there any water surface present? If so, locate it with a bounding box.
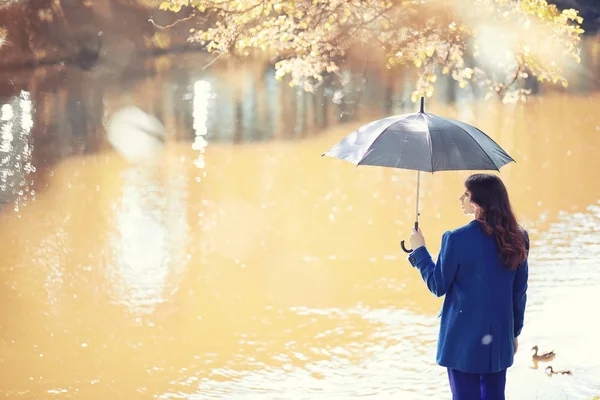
[0,53,599,399]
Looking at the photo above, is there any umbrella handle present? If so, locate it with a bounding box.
[400,221,419,253]
[400,240,412,253]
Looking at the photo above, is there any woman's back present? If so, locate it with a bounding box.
[453,221,516,318]
[432,220,527,374]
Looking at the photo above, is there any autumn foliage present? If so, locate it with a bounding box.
[166,1,582,102]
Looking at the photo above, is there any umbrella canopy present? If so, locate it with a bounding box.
[323,99,514,172]
[322,98,514,252]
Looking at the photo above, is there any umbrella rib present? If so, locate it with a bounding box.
[423,113,434,173]
[469,124,516,165]
[447,120,501,171]
[355,116,405,166]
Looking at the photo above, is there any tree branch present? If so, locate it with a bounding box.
[202,54,222,70]
[148,13,198,30]
[496,64,521,97]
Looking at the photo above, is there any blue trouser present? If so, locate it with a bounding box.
[447,368,507,400]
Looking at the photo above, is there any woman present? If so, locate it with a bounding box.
[407,173,529,400]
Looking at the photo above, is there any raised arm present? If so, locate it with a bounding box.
[408,231,459,297]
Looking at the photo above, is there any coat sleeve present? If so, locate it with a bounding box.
[408,230,459,297]
[513,231,530,337]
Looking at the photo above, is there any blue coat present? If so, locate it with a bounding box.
[408,220,529,374]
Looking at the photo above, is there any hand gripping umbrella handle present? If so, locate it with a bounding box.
[401,221,419,254]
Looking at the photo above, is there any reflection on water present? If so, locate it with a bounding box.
[192,80,212,170]
[1,51,600,399]
[108,167,190,314]
[0,90,34,210]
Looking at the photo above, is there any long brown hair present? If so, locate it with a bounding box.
[465,174,527,270]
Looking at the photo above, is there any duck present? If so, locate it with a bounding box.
[545,366,572,376]
[531,345,555,361]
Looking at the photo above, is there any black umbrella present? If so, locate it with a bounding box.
[323,97,514,253]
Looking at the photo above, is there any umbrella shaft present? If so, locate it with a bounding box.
[415,171,420,229]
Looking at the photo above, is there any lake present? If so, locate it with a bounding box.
[1,42,599,399]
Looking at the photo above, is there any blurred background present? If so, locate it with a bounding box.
[0,0,599,399]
